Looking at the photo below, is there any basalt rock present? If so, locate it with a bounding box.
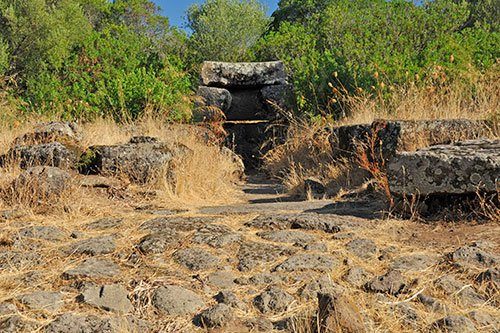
[201,61,286,88]
[388,139,500,196]
[79,136,190,184]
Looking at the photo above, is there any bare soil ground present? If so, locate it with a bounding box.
[0,174,498,332]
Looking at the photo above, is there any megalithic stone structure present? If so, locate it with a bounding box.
[195,61,294,169]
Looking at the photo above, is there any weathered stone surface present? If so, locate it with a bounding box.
[300,276,340,300]
[417,294,446,312]
[193,224,241,247]
[173,247,220,270]
[196,86,232,112]
[332,119,492,158]
[346,238,377,259]
[449,242,498,268]
[63,236,116,256]
[343,267,373,288]
[201,61,286,87]
[237,241,294,271]
[14,122,81,146]
[9,142,79,169]
[0,315,38,332]
[140,216,215,233]
[274,253,338,272]
[44,313,147,333]
[0,251,43,270]
[318,291,367,333]
[388,139,500,196]
[206,271,237,289]
[476,267,499,288]
[226,89,265,120]
[260,83,294,112]
[18,291,63,312]
[431,315,477,333]
[468,311,498,329]
[137,231,182,254]
[79,284,132,313]
[246,213,358,233]
[214,291,247,310]
[257,230,317,244]
[435,275,485,306]
[391,253,439,271]
[365,270,406,296]
[12,166,70,200]
[85,217,123,230]
[253,286,294,314]
[196,304,233,328]
[18,225,66,242]
[62,258,120,280]
[152,285,204,315]
[81,137,189,184]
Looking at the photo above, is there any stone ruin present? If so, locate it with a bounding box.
[196,61,293,169]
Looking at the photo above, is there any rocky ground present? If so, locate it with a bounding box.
[0,174,498,333]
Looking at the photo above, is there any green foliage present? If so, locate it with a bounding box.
[0,37,8,75]
[257,0,499,117]
[187,0,270,62]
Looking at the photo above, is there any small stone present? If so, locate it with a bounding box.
[18,226,66,242]
[318,291,367,333]
[365,270,406,296]
[196,304,233,328]
[12,166,70,201]
[435,275,485,306]
[0,315,38,332]
[237,241,294,271]
[173,248,220,270]
[62,236,116,256]
[393,303,419,326]
[343,267,373,288]
[244,317,274,332]
[346,239,377,259]
[417,294,446,312]
[206,271,237,289]
[79,284,132,313]
[476,267,499,287]
[257,230,317,244]
[85,218,123,230]
[152,285,205,315]
[304,242,328,251]
[246,213,354,233]
[253,286,294,314]
[44,314,112,333]
[140,217,214,233]
[274,253,338,272]
[17,291,63,312]
[193,224,241,247]
[431,315,477,333]
[391,253,439,271]
[62,258,120,280]
[214,291,247,310]
[449,242,498,268]
[137,231,182,254]
[300,276,340,300]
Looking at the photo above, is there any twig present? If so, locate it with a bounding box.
[380,288,426,306]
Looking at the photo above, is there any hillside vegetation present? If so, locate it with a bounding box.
[0,0,498,122]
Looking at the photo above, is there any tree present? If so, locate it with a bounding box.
[186,0,270,62]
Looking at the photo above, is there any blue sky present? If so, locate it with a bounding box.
[154,0,279,28]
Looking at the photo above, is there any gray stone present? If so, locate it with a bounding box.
[63,236,116,256]
[431,315,477,333]
[346,239,377,259]
[137,231,182,254]
[193,224,241,247]
[43,313,142,333]
[304,242,328,251]
[417,294,446,312]
[391,253,439,271]
[79,284,132,313]
[243,317,274,332]
[246,213,360,233]
[468,311,498,330]
[253,286,294,314]
[201,61,287,87]
[62,258,120,280]
[260,83,294,113]
[152,285,205,315]
[18,291,63,312]
[85,218,123,230]
[196,86,232,112]
[274,253,338,272]
[14,122,81,146]
[476,267,499,287]
[237,241,294,271]
[257,230,317,244]
[449,242,498,268]
[317,291,367,333]
[13,166,70,200]
[18,225,66,242]
[300,276,340,300]
[365,270,406,296]
[434,275,485,306]
[206,271,237,289]
[81,138,190,184]
[225,89,265,120]
[196,304,233,328]
[0,315,38,333]
[388,139,500,196]
[140,216,215,233]
[214,291,247,310]
[173,247,220,270]
[343,267,373,288]
[0,251,43,270]
[9,142,79,169]
[392,303,419,326]
[237,273,283,285]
